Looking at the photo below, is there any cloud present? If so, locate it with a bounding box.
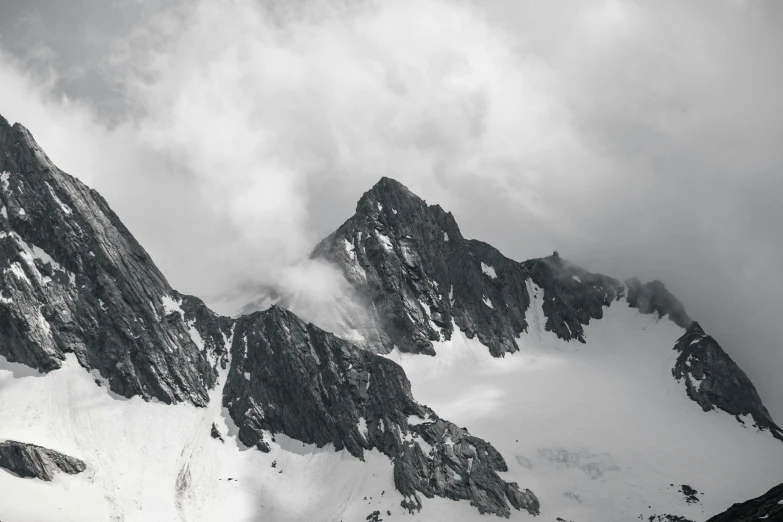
[1,0,782,417]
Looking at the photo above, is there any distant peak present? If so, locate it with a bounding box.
[356,176,421,215]
[373,176,411,193]
[366,177,416,200]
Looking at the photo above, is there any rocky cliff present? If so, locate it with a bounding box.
[312,177,781,439]
[0,440,86,481]
[0,115,218,405]
[673,322,783,440]
[705,482,783,522]
[0,115,537,518]
[224,306,539,516]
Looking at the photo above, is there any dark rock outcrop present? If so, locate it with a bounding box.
[0,440,86,481]
[309,177,780,439]
[223,306,539,517]
[311,177,623,357]
[672,322,783,440]
[0,115,219,405]
[705,483,783,522]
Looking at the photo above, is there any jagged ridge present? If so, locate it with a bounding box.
[312,177,781,440]
[673,322,783,440]
[312,177,626,357]
[705,482,783,521]
[223,306,539,517]
[0,115,218,405]
[0,116,538,518]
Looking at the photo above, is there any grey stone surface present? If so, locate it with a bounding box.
[705,482,783,522]
[223,306,539,517]
[0,440,86,481]
[0,115,217,405]
[312,177,781,439]
[312,177,623,357]
[0,116,538,517]
[672,322,783,440]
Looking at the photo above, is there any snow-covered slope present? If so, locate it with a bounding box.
[0,351,400,522]
[387,281,783,521]
[0,347,539,522]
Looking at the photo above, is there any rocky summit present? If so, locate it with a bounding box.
[312,177,781,438]
[0,114,781,522]
[0,115,217,406]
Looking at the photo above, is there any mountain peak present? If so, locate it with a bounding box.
[355,176,419,215]
[0,115,217,405]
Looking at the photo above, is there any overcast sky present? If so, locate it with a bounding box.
[1,0,782,419]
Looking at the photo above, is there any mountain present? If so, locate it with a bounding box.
[296,177,783,520]
[0,116,536,521]
[0,115,217,405]
[311,177,782,441]
[1,116,781,522]
[705,482,783,522]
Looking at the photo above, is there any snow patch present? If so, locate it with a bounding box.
[387,293,783,521]
[416,436,433,456]
[162,295,184,316]
[443,232,449,242]
[45,182,73,215]
[188,322,205,351]
[7,262,29,283]
[480,262,497,279]
[377,231,393,252]
[0,350,414,522]
[342,238,355,260]
[357,417,368,440]
[572,275,581,283]
[482,296,494,309]
[688,372,703,392]
[407,414,431,426]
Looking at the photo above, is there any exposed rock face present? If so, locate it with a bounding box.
[312,177,623,357]
[673,322,783,440]
[705,483,783,522]
[0,116,217,405]
[0,120,538,517]
[223,306,539,517]
[0,440,86,481]
[311,177,781,438]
